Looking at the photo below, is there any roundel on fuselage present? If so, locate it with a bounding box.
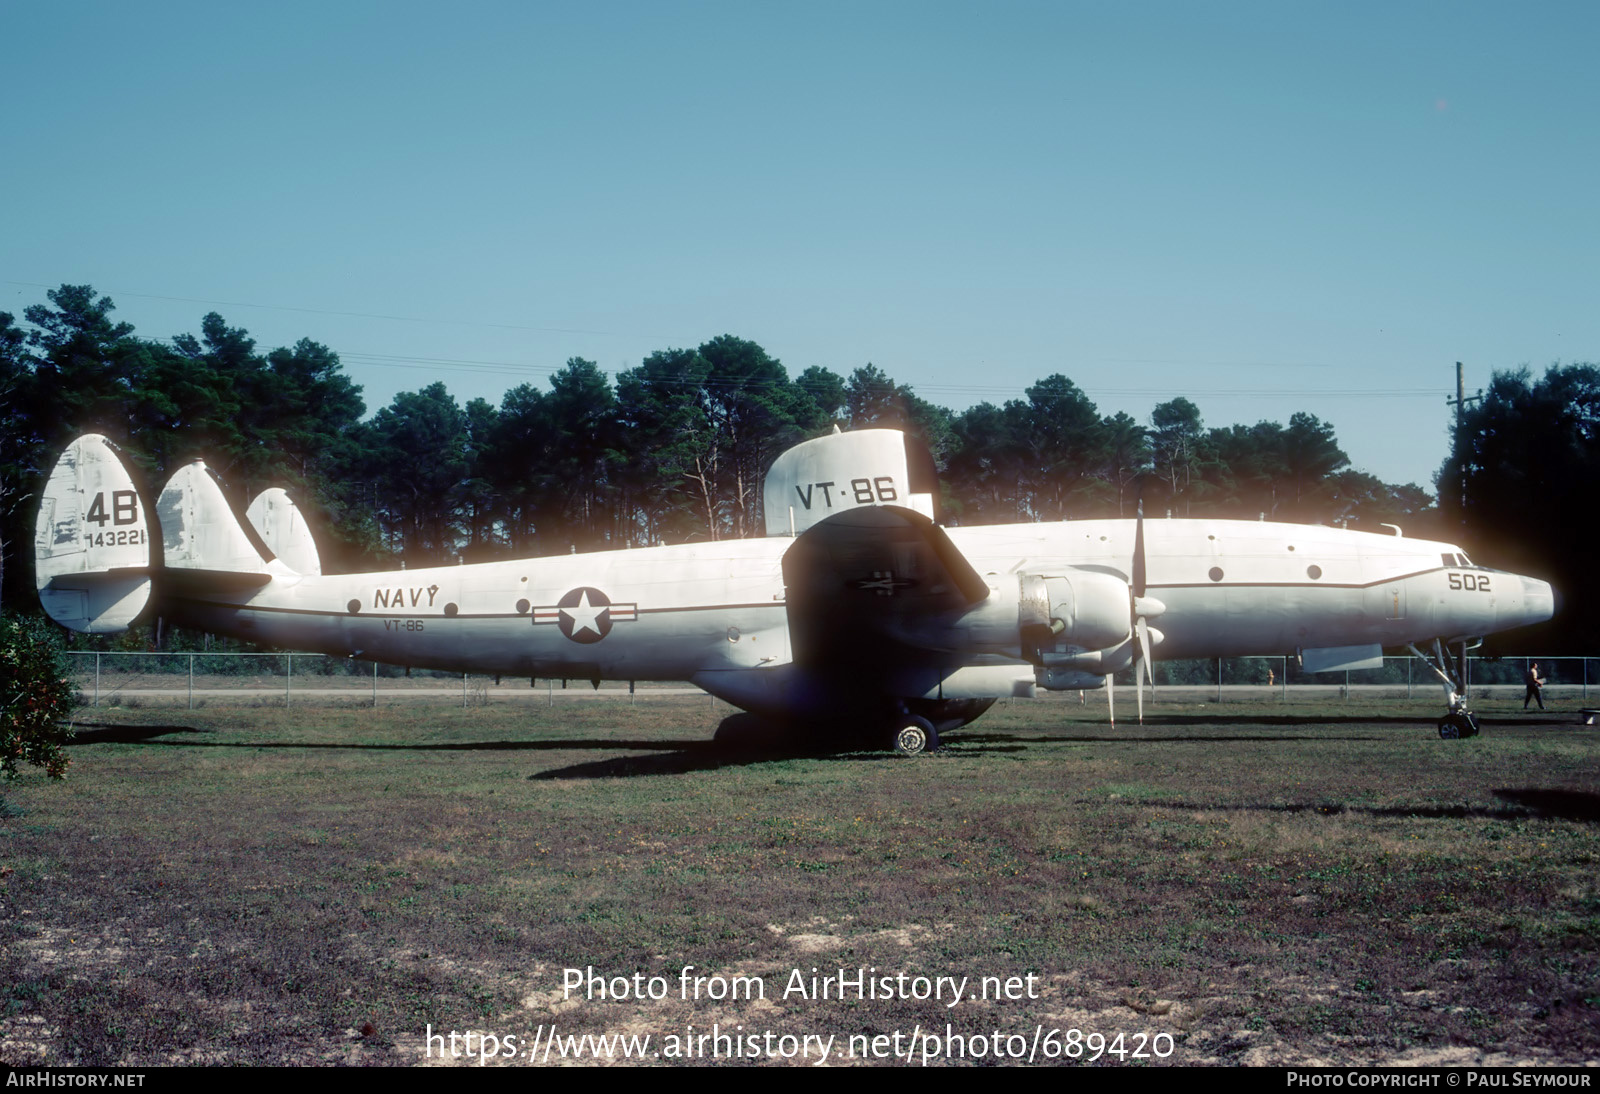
[557,586,613,644]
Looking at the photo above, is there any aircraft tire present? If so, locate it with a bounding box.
[893,715,939,756]
[1438,711,1478,740]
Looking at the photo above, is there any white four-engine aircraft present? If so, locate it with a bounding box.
[34,428,1554,752]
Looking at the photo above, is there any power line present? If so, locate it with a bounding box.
[2,279,684,342]
[337,351,1440,401]
[8,277,1448,402]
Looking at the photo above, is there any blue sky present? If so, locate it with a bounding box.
[5,1,1595,491]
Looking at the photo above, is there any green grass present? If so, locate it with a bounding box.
[0,694,1595,1065]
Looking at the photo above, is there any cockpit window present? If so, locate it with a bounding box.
[1457,552,1473,567]
[1441,552,1457,567]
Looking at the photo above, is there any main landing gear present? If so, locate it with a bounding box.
[884,699,992,755]
[1408,638,1482,740]
[892,715,939,756]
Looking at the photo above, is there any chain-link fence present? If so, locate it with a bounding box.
[65,652,700,709]
[1135,654,1594,701]
[65,651,1595,709]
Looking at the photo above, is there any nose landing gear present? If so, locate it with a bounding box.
[1437,709,1480,739]
[1409,638,1482,740]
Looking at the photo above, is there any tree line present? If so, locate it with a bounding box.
[3,283,1591,649]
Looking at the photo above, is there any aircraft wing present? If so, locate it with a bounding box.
[781,505,991,668]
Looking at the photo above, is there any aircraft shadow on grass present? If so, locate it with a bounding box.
[955,730,1384,746]
[1083,713,1454,727]
[67,721,1595,808]
[1131,789,1600,825]
[66,716,1028,778]
[70,722,708,755]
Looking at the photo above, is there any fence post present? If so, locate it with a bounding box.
[548,677,553,709]
[372,660,378,708]
[463,673,468,708]
[1281,656,1286,702]
[188,653,194,710]
[285,652,292,707]
[95,652,100,708]
[1407,658,1412,699]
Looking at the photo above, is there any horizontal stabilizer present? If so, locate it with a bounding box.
[158,461,274,575]
[34,435,153,632]
[44,566,155,590]
[159,568,274,595]
[246,488,321,576]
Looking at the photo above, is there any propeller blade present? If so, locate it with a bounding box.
[1136,617,1153,686]
[1135,616,1152,725]
[1132,492,1147,599]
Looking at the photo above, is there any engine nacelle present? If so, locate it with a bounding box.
[1019,570,1140,691]
[929,570,1138,693]
[942,568,1131,660]
[1019,571,1131,656]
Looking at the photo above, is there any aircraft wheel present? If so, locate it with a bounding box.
[893,716,939,756]
[1438,711,1477,740]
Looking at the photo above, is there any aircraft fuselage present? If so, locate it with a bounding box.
[160,517,1553,694]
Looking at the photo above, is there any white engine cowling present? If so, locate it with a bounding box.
[1020,571,1131,653]
[907,569,1149,692]
[938,569,1130,660]
[1020,571,1140,689]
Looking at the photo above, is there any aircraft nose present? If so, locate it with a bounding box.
[1517,575,1556,627]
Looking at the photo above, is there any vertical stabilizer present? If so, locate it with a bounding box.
[762,428,938,536]
[33,434,153,632]
[246,488,322,576]
[158,461,272,574]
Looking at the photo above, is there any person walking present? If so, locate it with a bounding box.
[1523,662,1546,710]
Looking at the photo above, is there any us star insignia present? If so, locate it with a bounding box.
[533,586,638,643]
[852,570,916,596]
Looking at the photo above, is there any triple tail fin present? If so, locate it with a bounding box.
[34,439,298,632]
[245,488,322,576]
[33,434,154,633]
[155,461,278,591]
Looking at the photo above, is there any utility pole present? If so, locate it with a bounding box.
[1445,362,1483,528]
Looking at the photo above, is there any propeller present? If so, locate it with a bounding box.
[1129,486,1164,724]
[1133,494,1147,723]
